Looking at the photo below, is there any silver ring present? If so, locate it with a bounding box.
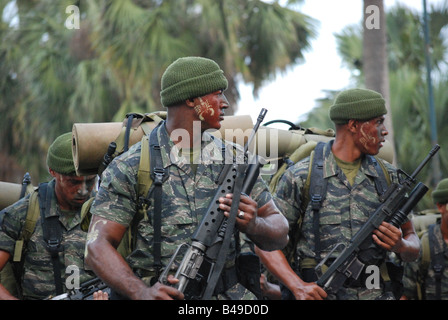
[238,211,245,218]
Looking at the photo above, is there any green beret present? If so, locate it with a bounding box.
[432,178,448,204]
[46,132,76,175]
[329,88,387,124]
[160,56,228,107]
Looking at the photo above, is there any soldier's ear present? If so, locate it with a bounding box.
[186,98,195,108]
[347,119,358,132]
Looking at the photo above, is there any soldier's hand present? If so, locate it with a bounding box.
[372,221,403,252]
[143,275,184,300]
[290,281,328,300]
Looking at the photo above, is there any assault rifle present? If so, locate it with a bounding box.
[49,277,109,300]
[159,108,268,300]
[315,144,440,297]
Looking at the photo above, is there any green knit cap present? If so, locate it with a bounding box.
[46,132,76,175]
[329,88,387,124]
[160,56,228,107]
[432,178,448,204]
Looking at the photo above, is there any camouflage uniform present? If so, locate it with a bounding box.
[0,179,94,299]
[90,123,272,299]
[274,141,399,300]
[402,223,448,300]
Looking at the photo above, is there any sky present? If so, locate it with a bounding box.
[236,0,441,127]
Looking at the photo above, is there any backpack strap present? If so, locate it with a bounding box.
[13,190,40,263]
[305,142,391,263]
[308,142,328,261]
[148,125,169,277]
[428,223,445,300]
[38,182,64,295]
[368,155,390,196]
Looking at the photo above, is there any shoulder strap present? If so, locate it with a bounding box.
[148,126,169,276]
[428,223,445,300]
[38,182,64,295]
[308,142,328,261]
[369,155,391,195]
[13,190,40,263]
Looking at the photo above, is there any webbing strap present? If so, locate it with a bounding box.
[309,142,327,260]
[428,224,445,300]
[308,142,390,261]
[38,182,64,295]
[149,125,169,276]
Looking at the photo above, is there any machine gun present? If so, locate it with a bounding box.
[315,144,440,297]
[159,108,268,300]
[49,277,109,300]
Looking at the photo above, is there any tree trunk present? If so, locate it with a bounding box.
[363,0,397,165]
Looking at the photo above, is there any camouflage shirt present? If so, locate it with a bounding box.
[274,141,399,300]
[0,179,94,299]
[90,123,272,298]
[402,223,448,300]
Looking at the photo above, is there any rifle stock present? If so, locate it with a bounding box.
[159,109,268,300]
[315,145,440,296]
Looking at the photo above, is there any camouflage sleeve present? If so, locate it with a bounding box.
[250,176,273,209]
[0,196,29,255]
[273,160,308,229]
[90,144,141,227]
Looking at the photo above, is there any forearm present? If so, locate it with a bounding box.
[248,201,288,251]
[86,239,148,300]
[397,232,420,262]
[255,247,303,291]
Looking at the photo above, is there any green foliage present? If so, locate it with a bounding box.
[301,2,448,210]
[0,0,316,182]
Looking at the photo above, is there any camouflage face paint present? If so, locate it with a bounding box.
[194,97,215,121]
[356,116,386,155]
[359,122,378,150]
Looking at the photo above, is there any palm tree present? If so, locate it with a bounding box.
[0,0,317,182]
[363,0,395,164]
[307,2,448,208]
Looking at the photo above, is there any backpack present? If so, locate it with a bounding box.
[83,112,168,259]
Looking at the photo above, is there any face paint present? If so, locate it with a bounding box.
[85,219,107,258]
[193,91,229,130]
[354,116,387,155]
[53,172,96,210]
[194,97,214,121]
[86,219,107,245]
[359,122,378,150]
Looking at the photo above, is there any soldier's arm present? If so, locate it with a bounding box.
[254,247,327,300]
[85,215,184,300]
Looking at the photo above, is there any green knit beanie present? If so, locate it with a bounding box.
[432,178,448,204]
[329,88,387,124]
[160,56,228,107]
[46,132,76,175]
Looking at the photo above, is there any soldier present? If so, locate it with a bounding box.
[85,56,289,300]
[256,88,420,300]
[402,178,448,300]
[0,132,97,299]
